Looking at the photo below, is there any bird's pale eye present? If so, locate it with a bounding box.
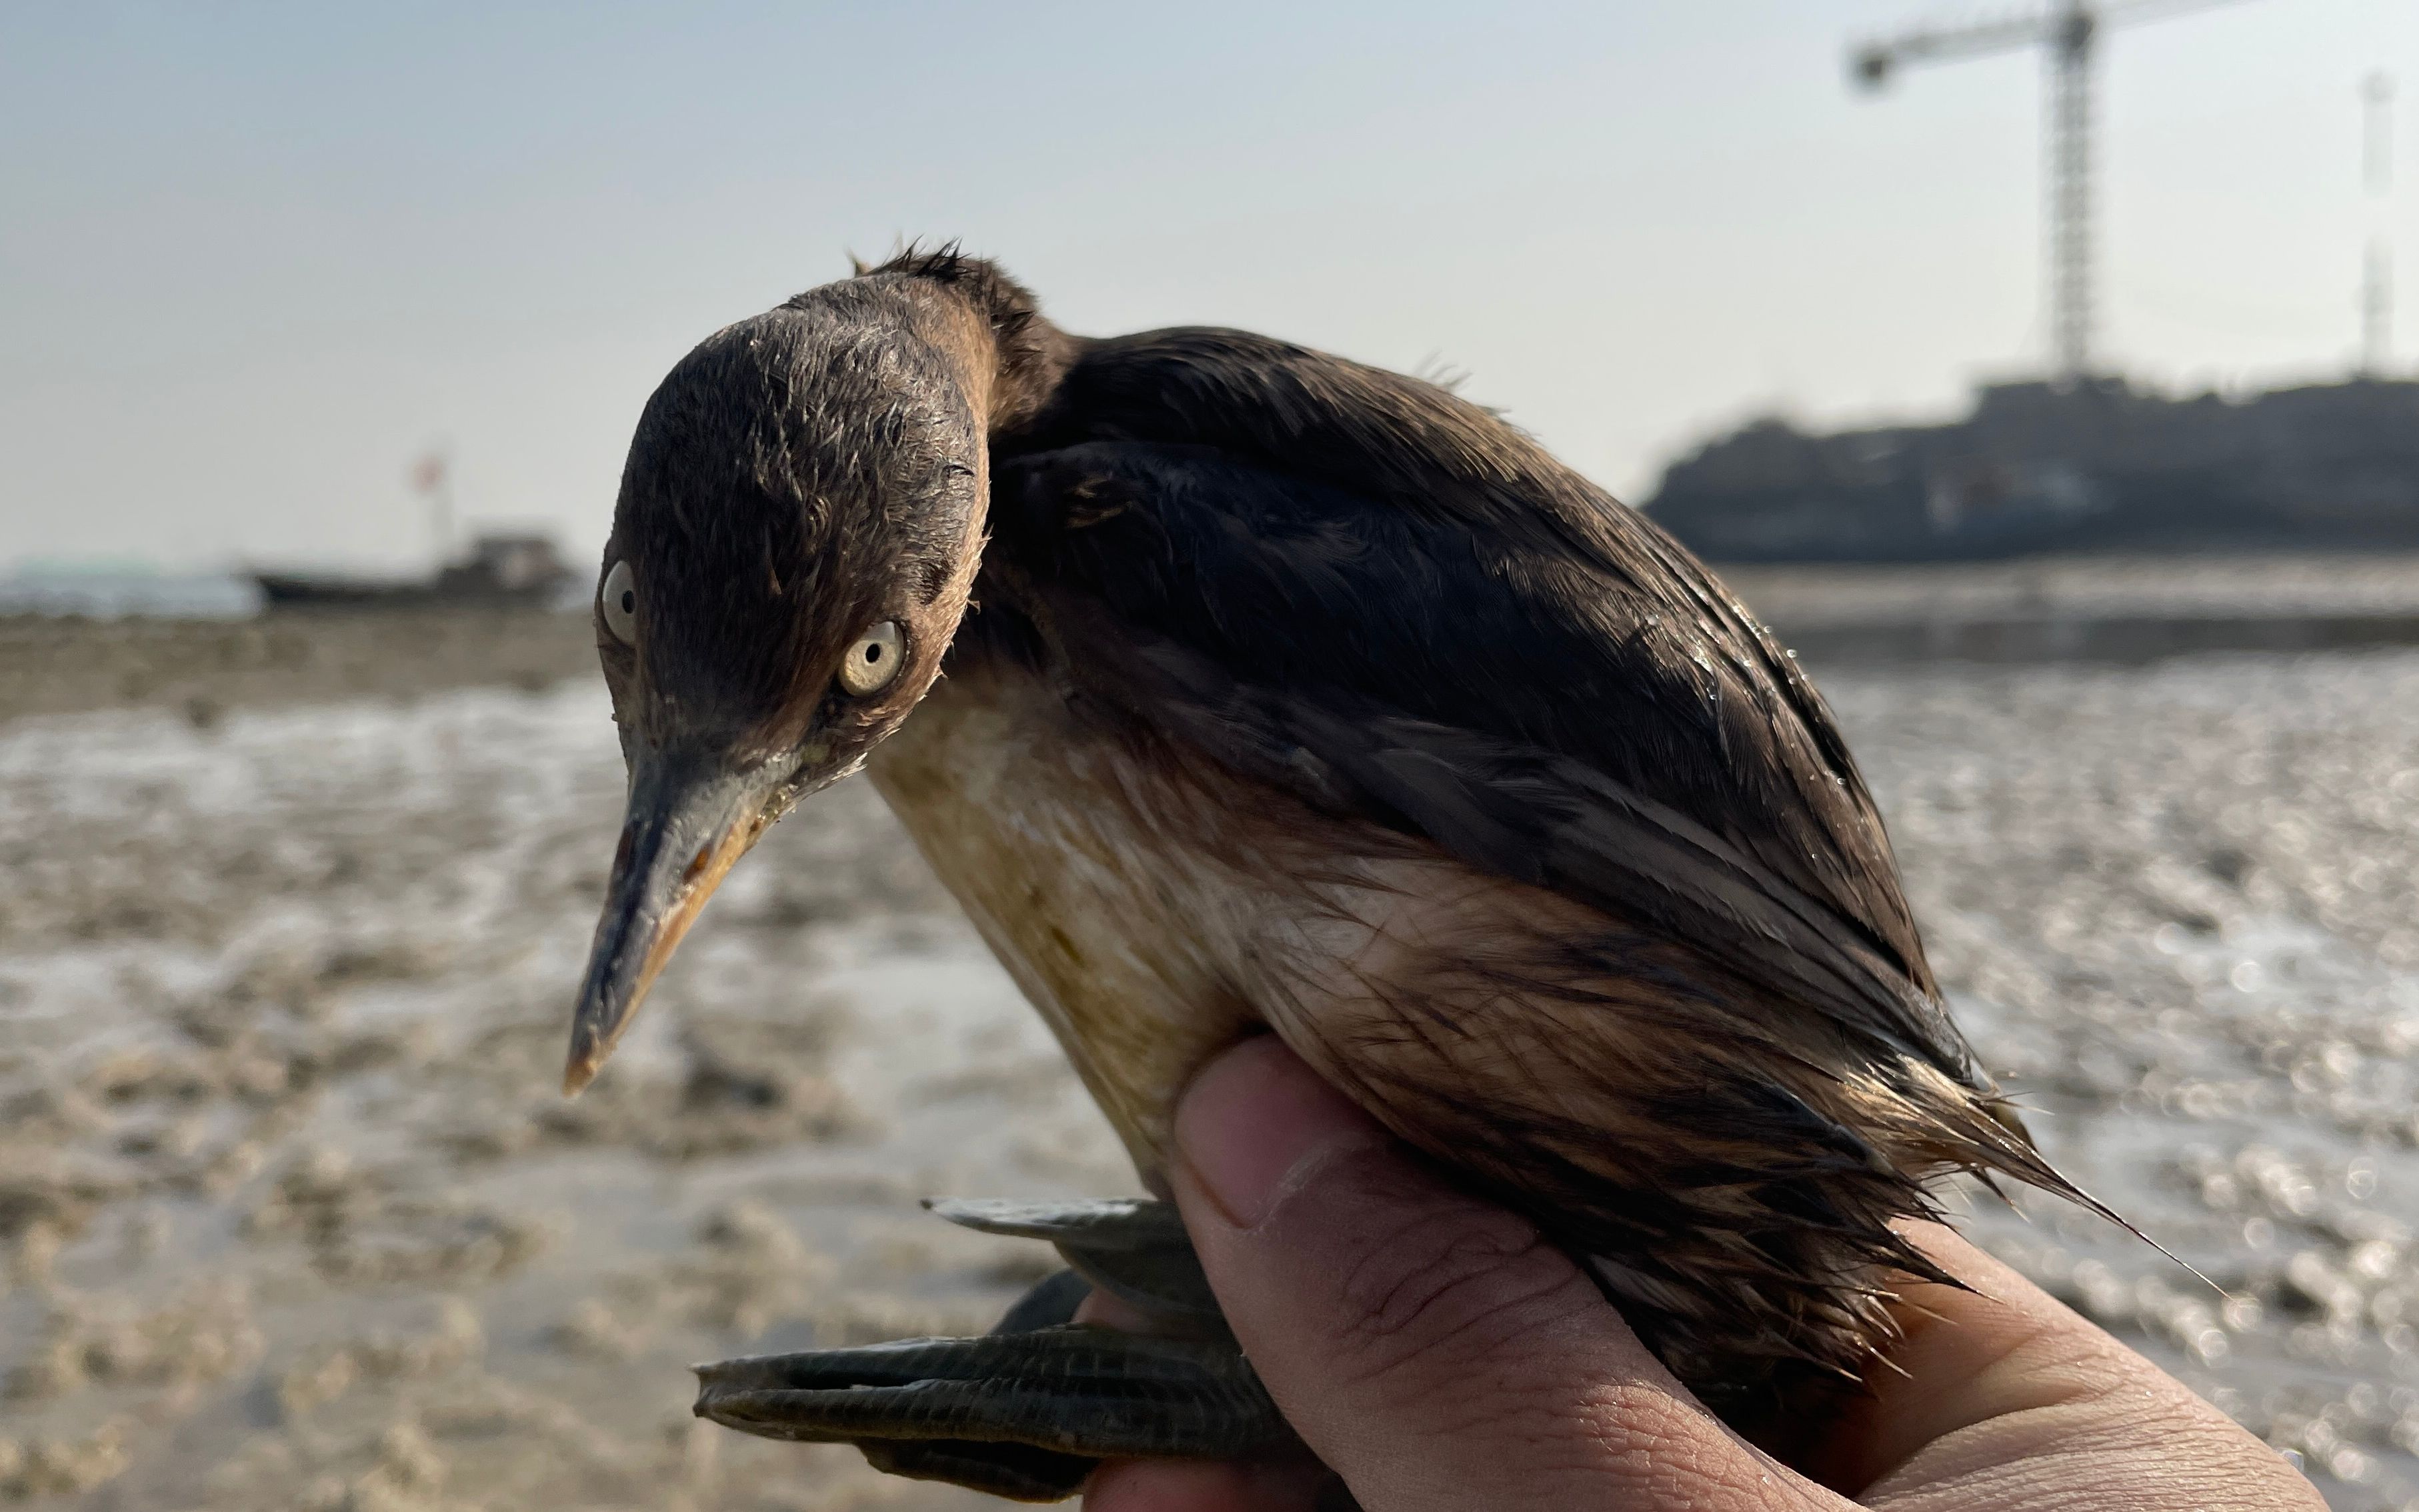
[839,620,906,696]
[600,560,638,645]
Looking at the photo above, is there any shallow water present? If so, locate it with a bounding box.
[3,652,2415,1507]
[1827,652,2419,1509]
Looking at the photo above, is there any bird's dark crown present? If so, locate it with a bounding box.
[597,249,1065,759]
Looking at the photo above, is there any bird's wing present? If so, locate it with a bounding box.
[986,329,1969,1081]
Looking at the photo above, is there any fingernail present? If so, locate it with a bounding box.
[1175,1037,1377,1229]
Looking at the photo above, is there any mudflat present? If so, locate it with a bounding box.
[3,601,2414,1509]
[0,610,600,728]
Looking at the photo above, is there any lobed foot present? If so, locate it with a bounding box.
[691,1197,1296,1502]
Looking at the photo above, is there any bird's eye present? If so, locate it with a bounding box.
[600,560,638,645]
[839,620,905,696]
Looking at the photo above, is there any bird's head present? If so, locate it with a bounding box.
[565,253,1061,1093]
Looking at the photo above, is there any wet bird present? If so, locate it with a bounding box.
[567,248,2110,1500]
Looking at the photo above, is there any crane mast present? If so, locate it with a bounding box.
[1853,0,2249,389]
[2363,71,2396,376]
[2045,3,2094,385]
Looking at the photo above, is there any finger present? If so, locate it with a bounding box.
[1169,1036,1824,1512]
[1808,1223,2156,1491]
[1820,1225,2324,1510]
[1083,1456,1337,1512]
[1071,1286,1159,1332]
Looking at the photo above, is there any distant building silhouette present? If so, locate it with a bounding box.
[254,531,573,609]
[1644,378,2419,561]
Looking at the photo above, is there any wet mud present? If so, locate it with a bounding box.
[1837,653,2419,1508]
[0,611,597,729]
[3,606,2413,1507]
[0,661,1119,1510]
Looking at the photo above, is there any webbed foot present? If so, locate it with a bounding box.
[692,1197,1296,1502]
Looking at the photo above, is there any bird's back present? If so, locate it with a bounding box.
[869,321,2086,1426]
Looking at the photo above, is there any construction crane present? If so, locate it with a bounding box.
[2362,71,2395,376]
[1852,0,2255,387]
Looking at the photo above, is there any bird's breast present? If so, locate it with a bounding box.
[864,654,1280,1183]
[862,649,1732,1195]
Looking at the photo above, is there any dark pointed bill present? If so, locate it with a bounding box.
[564,751,781,1095]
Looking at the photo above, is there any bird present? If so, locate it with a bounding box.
[565,247,2112,1501]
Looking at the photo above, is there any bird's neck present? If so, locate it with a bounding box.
[897,258,1076,439]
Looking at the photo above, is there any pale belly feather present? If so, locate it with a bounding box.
[865,659,1277,1183]
[863,654,1797,1208]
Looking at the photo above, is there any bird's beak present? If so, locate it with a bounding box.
[563,750,784,1095]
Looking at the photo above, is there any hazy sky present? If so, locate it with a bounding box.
[5,0,2416,571]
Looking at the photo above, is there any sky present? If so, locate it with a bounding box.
[4,0,2416,573]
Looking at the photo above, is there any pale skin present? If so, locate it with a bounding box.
[1081,1037,2324,1512]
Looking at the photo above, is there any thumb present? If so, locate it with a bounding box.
[1167,1036,1822,1512]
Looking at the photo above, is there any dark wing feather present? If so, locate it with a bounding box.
[1004,331,1922,969]
[989,331,1971,1082]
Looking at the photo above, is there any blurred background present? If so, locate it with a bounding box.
[7,1,2419,1507]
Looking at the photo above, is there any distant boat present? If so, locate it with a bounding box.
[254,533,575,610]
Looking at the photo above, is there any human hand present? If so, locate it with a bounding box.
[1083,1037,2322,1511]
